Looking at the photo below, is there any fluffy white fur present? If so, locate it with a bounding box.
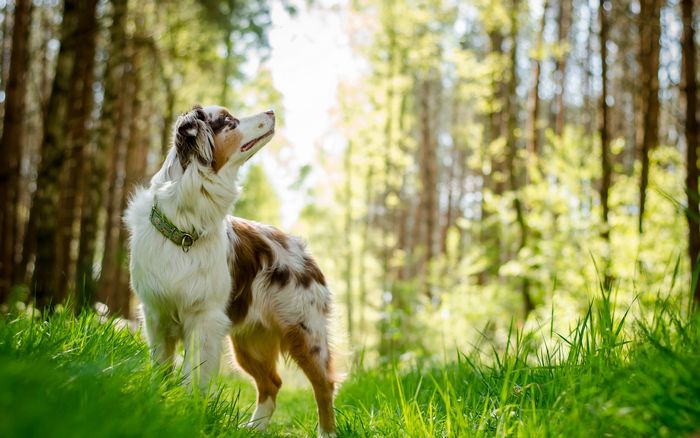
[125,105,337,437]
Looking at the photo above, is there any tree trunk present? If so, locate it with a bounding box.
[75,0,128,311]
[528,0,548,156]
[0,1,11,91]
[109,41,149,317]
[598,0,613,288]
[55,0,99,301]
[343,141,354,345]
[418,77,438,299]
[0,0,33,303]
[681,0,700,305]
[553,0,570,136]
[359,164,374,338]
[506,0,533,317]
[637,0,661,233]
[29,0,98,311]
[221,31,233,105]
[479,30,506,284]
[98,34,138,312]
[161,79,176,156]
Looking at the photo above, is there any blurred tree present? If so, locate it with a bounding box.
[28,0,99,310]
[528,0,548,156]
[553,0,570,136]
[196,0,271,104]
[598,0,612,287]
[682,0,699,304]
[55,0,100,302]
[637,0,661,233]
[0,0,33,303]
[76,0,129,311]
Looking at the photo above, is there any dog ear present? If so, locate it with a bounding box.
[173,105,212,169]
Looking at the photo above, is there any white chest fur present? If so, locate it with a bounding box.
[126,191,231,316]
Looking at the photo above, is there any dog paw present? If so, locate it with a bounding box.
[244,418,270,432]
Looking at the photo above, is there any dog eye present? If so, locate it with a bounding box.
[226,116,239,129]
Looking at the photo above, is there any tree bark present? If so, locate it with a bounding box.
[418,77,438,299]
[55,0,99,301]
[75,0,128,311]
[343,141,354,345]
[681,0,700,305]
[506,0,533,317]
[528,0,548,156]
[554,0,570,136]
[598,0,612,288]
[109,40,149,317]
[637,0,661,233]
[0,0,33,303]
[29,0,98,311]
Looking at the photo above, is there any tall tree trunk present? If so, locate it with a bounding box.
[359,164,373,339]
[29,0,98,311]
[221,31,233,105]
[382,6,396,300]
[637,0,661,233]
[479,30,506,284]
[161,79,176,156]
[110,41,149,317]
[554,0,570,136]
[343,141,354,345]
[528,0,548,156]
[0,0,33,303]
[682,0,700,304]
[598,0,613,287]
[0,1,11,92]
[55,0,99,301]
[506,0,533,317]
[98,35,137,312]
[75,0,128,311]
[418,77,438,299]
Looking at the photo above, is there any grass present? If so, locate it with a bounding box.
[0,292,699,437]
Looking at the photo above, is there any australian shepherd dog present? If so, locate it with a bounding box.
[125,105,337,437]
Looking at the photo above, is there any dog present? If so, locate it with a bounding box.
[125,105,337,437]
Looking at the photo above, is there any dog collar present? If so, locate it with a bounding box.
[150,201,199,253]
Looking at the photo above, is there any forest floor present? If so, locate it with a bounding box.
[1,295,699,438]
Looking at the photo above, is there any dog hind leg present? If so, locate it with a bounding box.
[283,321,336,437]
[232,330,282,431]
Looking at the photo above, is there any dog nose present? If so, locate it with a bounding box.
[265,110,275,119]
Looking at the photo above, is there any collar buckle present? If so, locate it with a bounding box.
[181,234,194,253]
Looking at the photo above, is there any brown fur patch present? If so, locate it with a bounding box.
[266,227,289,250]
[212,128,242,172]
[232,331,282,403]
[227,219,274,324]
[268,265,291,287]
[296,254,326,288]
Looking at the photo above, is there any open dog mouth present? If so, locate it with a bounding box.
[240,130,274,152]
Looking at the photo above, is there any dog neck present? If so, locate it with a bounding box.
[150,158,240,239]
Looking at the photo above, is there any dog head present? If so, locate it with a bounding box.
[172,104,275,174]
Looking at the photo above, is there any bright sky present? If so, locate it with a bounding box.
[262,0,360,228]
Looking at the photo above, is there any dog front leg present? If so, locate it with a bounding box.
[182,308,231,392]
[141,305,177,368]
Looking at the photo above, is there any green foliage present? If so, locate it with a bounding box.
[234,164,282,226]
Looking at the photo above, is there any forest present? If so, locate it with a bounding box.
[0,0,699,436]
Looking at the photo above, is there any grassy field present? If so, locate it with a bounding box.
[1,294,699,437]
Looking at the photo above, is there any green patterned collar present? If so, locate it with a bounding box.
[149,200,199,253]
